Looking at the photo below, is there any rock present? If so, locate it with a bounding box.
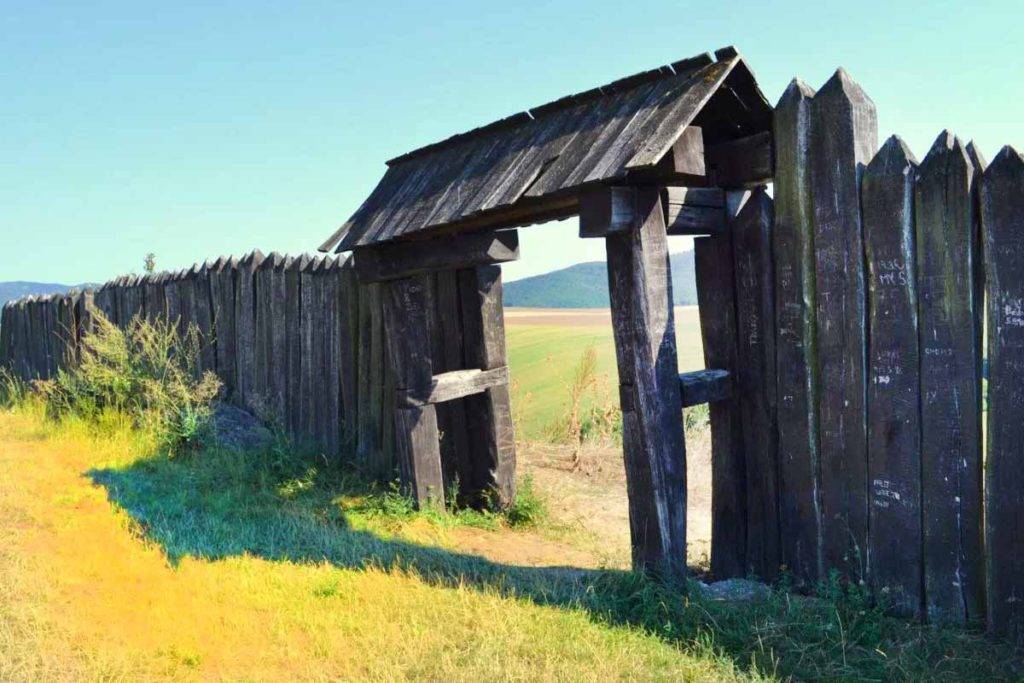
[694,578,771,602]
[211,402,273,451]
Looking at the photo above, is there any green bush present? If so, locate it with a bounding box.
[39,309,221,457]
[503,474,548,528]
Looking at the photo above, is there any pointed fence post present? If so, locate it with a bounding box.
[604,185,688,582]
[862,135,923,619]
[773,78,823,587]
[809,69,877,581]
[916,131,984,625]
[983,145,1024,642]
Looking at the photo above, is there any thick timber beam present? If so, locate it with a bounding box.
[705,131,774,188]
[382,276,445,510]
[600,185,688,582]
[579,185,725,238]
[354,229,519,283]
[459,264,516,509]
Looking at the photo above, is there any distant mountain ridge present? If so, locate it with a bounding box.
[504,250,697,308]
[0,282,78,307]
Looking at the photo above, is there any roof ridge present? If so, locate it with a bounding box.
[386,48,723,167]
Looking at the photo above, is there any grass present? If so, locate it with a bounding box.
[2,401,1022,681]
[506,306,706,440]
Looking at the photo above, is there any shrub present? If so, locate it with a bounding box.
[0,367,29,408]
[39,309,221,457]
[503,474,548,528]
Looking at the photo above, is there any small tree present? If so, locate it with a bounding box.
[144,253,157,274]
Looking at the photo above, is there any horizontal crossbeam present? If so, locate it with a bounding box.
[397,366,510,408]
[679,368,731,406]
[354,229,519,283]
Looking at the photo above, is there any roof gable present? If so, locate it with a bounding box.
[322,46,770,252]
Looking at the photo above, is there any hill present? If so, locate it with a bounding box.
[504,250,697,307]
[0,282,77,306]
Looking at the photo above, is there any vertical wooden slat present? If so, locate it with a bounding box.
[916,131,984,625]
[235,251,264,413]
[863,135,923,618]
[285,255,306,438]
[773,79,822,587]
[983,145,1024,642]
[435,269,473,498]
[383,275,445,508]
[730,187,780,582]
[338,257,360,461]
[323,257,343,457]
[210,258,238,398]
[459,264,516,508]
[194,262,216,374]
[809,69,877,580]
[695,233,747,579]
[356,282,385,476]
[605,186,687,581]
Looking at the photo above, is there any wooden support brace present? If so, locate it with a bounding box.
[705,131,774,188]
[354,229,519,283]
[398,366,509,408]
[679,369,731,407]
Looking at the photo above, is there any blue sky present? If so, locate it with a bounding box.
[2,1,1021,284]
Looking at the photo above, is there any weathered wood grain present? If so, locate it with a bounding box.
[383,276,445,509]
[809,69,877,581]
[772,78,822,588]
[284,255,307,436]
[706,131,773,187]
[605,186,687,582]
[982,145,1024,642]
[678,369,730,406]
[459,265,516,509]
[356,282,386,477]
[399,367,509,408]
[916,131,984,626]
[862,135,922,619]
[337,257,359,460]
[235,250,264,412]
[354,229,520,283]
[730,187,780,581]
[210,257,238,398]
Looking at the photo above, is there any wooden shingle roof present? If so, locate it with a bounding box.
[322,46,770,252]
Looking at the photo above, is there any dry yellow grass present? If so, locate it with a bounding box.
[0,404,752,682]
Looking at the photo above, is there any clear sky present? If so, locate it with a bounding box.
[2,1,1021,285]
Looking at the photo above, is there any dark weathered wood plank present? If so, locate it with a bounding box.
[809,69,876,581]
[772,78,822,588]
[383,276,445,509]
[284,255,307,436]
[916,131,984,625]
[235,251,264,412]
[982,145,1024,642]
[730,187,780,582]
[665,204,725,236]
[579,186,637,238]
[210,258,237,398]
[862,136,922,619]
[354,229,520,283]
[605,186,687,582]
[706,131,773,187]
[431,269,472,497]
[337,257,359,461]
[459,265,516,509]
[678,369,730,406]
[399,367,509,408]
[356,282,386,477]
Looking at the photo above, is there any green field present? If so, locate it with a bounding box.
[506,307,706,439]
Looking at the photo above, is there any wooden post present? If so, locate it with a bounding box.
[695,233,747,579]
[773,78,823,588]
[459,265,516,509]
[809,69,877,581]
[916,131,984,625]
[982,145,1024,642]
[382,275,445,509]
[862,136,922,619]
[603,186,687,582]
[730,187,780,582]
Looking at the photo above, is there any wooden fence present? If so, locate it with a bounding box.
[695,67,1024,640]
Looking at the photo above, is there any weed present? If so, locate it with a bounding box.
[503,474,548,528]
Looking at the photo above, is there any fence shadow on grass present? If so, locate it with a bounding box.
[87,446,1023,682]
